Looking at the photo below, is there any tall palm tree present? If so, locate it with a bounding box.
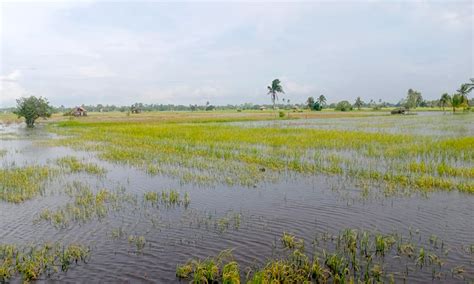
[354,97,363,110]
[457,83,472,109]
[267,79,284,110]
[317,95,326,106]
[439,93,450,111]
[450,93,465,112]
[463,78,474,94]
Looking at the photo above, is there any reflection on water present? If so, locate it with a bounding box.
[0,122,473,282]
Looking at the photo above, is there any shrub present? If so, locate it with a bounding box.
[335,101,353,111]
[311,102,322,111]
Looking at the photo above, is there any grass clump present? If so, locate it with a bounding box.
[56,156,106,175]
[37,182,132,228]
[176,249,238,283]
[143,189,190,207]
[128,235,146,252]
[281,232,304,250]
[0,166,55,203]
[176,230,471,283]
[0,243,89,282]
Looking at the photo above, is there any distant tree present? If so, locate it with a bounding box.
[335,101,353,111]
[14,96,53,128]
[354,97,364,110]
[306,97,315,109]
[311,101,322,111]
[405,89,423,109]
[457,81,473,109]
[450,93,466,112]
[205,104,215,111]
[460,78,474,95]
[317,95,326,107]
[267,79,284,110]
[439,93,450,111]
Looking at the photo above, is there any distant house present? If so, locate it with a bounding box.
[131,105,142,114]
[260,106,266,111]
[390,108,406,115]
[72,106,87,116]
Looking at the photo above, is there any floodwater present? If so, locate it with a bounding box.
[1,118,473,283]
[230,112,474,137]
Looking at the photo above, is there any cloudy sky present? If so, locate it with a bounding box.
[0,1,472,107]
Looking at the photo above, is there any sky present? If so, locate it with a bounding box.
[0,0,472,107]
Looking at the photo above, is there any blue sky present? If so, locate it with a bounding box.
[0,1,472,107]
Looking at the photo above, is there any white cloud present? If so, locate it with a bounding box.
[0,70,22,82]
[78,65,115,78]
[0,70,27,107]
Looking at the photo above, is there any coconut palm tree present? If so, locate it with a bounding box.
[267,79,284,110]
[317,95,326,107]
[457,83,472,109]
[462,78,474,94]
[439,93,450,111]
[450,93,467,112]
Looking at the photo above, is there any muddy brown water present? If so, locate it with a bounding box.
[0,122,473,283]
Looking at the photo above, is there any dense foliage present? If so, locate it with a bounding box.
[13,96,53,127]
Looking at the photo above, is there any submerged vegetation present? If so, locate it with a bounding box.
[144,189,190,207]
[37,181,135,228]
[56,156,106,175]
[0,166,56,203]
[177,230,472,283]
[1,111,473,281]
[48,114,474,194]
[0,243,89,282]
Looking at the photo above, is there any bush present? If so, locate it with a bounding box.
[335,101,353,111]
[279,111,285,118]
[311,102,322,111]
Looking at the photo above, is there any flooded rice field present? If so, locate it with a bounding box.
[1,113,473,283]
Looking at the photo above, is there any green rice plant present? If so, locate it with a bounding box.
[222,261,240,284]
[184,192,191,208]
[144,189,190,207]
[175,249,235,283]
[48,115,474,195]
[37,183,132,228]
[144,191,159,204]
[176,228,472,283]
[416,247,426,267]
[111,227,125,240]
[281,232,304,251]
[128,235,146,251]
[0,166,56,203]
[375,234,396,256]
[56,156,106,175]
[176,263,193,278]
[0,243,89,282]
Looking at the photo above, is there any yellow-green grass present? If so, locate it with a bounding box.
[144,189,190,207]
[0,243,89,282]
[47,117,473,193]
[37,182,135,228]
[177,230,468,283]
[0,166,56,203]
[56,156,106,175]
